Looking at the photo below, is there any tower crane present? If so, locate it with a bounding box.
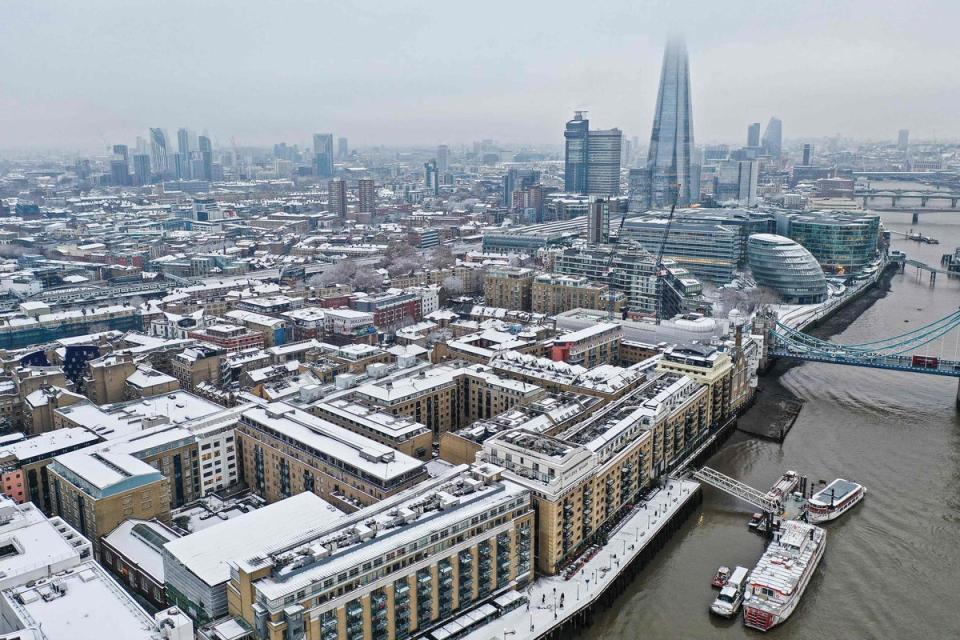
[654,188,681,325]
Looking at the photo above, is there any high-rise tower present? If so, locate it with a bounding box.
[563,112,622,196]
[149,128,168,176]
[762,117,782,159]
[635,38,697,209]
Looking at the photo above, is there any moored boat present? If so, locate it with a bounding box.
[742,520,826,631]
[806,478,865,523]
[711,565,730,588]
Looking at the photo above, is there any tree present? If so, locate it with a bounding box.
[387,256,421,277]
[381,241,417,266]
[352,269,384,292]
[427,245,455,270]
[441,276,463,295]
[319,260,358,286]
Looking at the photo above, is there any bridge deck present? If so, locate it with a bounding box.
[768,349,960,377]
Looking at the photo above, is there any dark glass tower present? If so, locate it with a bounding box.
[636,38,697,209]
[564,111,590,193]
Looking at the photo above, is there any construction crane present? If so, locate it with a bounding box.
[654,188,681,325]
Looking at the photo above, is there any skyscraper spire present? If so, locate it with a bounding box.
[632,38,697,210]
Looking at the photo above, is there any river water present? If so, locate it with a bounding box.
[586,211,960,639]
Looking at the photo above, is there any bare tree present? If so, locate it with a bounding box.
[0,245,28,259]
[352,269,384,292]
[388,256,421,277]
[427,245,454,270]
[441,276,463,295]
[319,260,358,286]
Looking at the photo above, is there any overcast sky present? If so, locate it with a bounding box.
[2,0,957,153]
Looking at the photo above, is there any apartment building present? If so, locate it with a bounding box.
[308,399,433,460]
[188,324,265,354]
[171,345,225,391]
[656,343,734,427]
[483,266,535,311]
[349,363,543,439]
[226,464,534,640]
[481,371,708,574]
[550,322,622,367]
[235,403,428,510]
[46,449,172,558]
[531,273,621,316]
[489,350,648,401]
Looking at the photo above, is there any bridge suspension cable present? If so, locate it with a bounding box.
[773,309,960,354]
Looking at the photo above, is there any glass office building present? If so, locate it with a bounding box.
[778,210,881,274]
[747,234,827,303]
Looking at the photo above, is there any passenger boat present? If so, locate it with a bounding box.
[806,478,865,523]
[742,520,826,631]
[711,566,730,588]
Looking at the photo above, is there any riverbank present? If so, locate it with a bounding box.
[737,267,897,441]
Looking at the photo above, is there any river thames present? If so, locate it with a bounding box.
[586,210,960,639]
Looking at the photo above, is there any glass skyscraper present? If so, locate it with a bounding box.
[563,111,622,196]
[762,117,782,159]
[634,38,696,210]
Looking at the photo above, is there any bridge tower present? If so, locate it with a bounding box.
[751,308,779,372]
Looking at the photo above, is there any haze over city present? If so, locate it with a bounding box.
[3,0,959,152]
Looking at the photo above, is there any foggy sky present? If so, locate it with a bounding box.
[2,0,958,153]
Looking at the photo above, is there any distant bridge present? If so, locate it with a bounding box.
[858,189,960,218]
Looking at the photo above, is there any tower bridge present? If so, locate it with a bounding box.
[762,308,960,408]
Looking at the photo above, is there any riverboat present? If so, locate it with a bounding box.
[805,478,865,523]
[743,520,826,631]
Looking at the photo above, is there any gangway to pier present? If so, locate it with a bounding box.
[692,467,780,514]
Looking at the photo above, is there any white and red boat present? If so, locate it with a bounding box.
[806,478,865,523]
[742,520,826,632]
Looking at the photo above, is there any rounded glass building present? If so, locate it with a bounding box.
[747,233,828,303]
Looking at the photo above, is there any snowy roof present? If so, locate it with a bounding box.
[51,450,163,497]
[103,519,179,583]
[56,391,222,440]
[163,492,344,587]
[125,366,177,390]
[0,427,101,463]
[241,404,425,482]
[1,561,160,640]
[0,499,90,590]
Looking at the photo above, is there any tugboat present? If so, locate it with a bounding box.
[743,520,826,631]
[806,479,865,523]
[711,566,730,588]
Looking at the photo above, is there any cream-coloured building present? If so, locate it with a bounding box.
[531,273,621,316]
[483,266,535,311]
[481,370,709,574]
[226,464,534,640]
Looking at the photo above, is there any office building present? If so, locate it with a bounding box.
[550,322,622,367]
[563,112,622,196]
[762,117,782,159]
[188,324,264,353]
[149,127,169,176]
[898,129,909,150]
[776,210,881,273]
[634,39,697,209]
[554,244,702,317]
[357,178,376,214]
[801,143,813,166]
[111,144,130,186]
[198,135,213,181]
[328,178,348,218]
[713,159,758,206]
[424,159,439,196]
[226,464,534,640]
[620,216,740,283]
[177,128,191,156]
[337,136,348,160]
[313,133,334,178]
[747,122,761,148]
[437,144,450,173]
[484,266,535,311]
[747,234,828,303]
[502,168,540,208]
[587,197,610,244]
[133,153,151,186]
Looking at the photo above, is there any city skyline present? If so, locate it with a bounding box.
[3,0,960,152]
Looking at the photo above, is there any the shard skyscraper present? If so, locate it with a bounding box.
[632,38,697,210]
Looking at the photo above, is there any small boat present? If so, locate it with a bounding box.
[748,513,764,530]
[711,566,749,618]
[711,566,730,588]
[806,478,865,523]
[767,471,799,506]
[743,520,827,631]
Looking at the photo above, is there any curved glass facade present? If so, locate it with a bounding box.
[747,234,827,303]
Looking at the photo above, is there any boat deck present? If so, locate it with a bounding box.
[809,479,859,507]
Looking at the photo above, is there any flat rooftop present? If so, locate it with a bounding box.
[163,492,344,587]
